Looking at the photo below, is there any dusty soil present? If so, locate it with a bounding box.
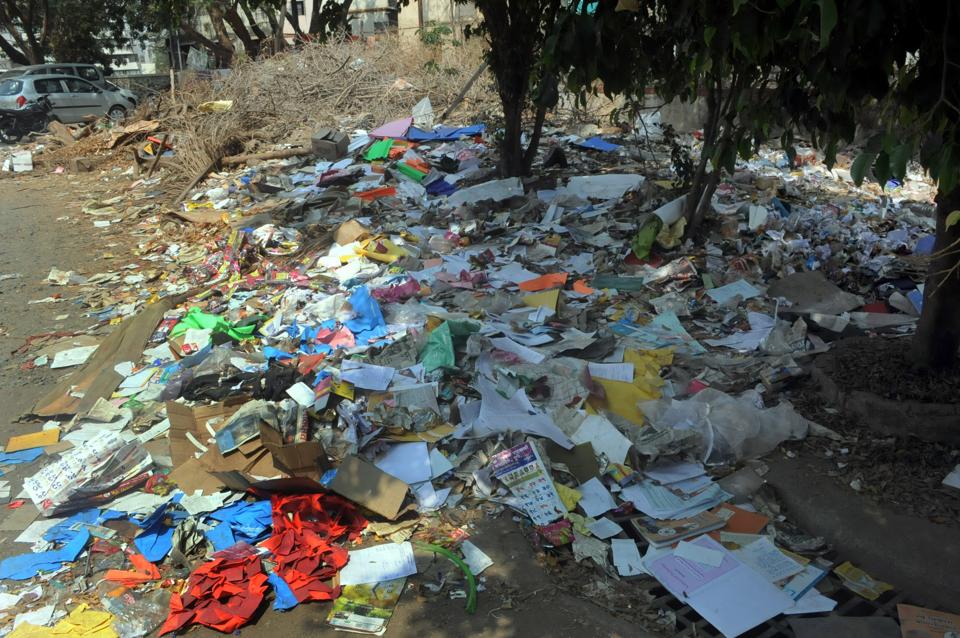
[789,377,960,526]
[823,336,960,403]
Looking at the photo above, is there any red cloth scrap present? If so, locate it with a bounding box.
[160,542,268,635]
[259,493,367,603]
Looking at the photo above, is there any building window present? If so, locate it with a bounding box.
[294,0,305,15]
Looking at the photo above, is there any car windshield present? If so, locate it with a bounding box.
[0,79,22,96]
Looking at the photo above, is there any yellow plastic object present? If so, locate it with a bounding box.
[356,238,409,264]
[197,100,234,113]
[554,482,582,511]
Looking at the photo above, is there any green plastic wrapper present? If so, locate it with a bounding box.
[364,139,394,161]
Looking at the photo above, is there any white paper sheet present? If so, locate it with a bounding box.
[587,517,623,539]
[429,448,454,478]
[472,376,573,448]
[490,337,546,364]
[571,415,631,464]
[50,345,98,369]
[586,362,634,382]
[705,279,761,305]
[675,540,725,567]
[179,490,229,515]
[341,361,396,391]
[644,461,706,485]
[285,381,316,407]
[782,589,837,615]
[339,542,417,586]
[646,536,793,638]
[577,477,617,518]
[611,538,644,576]
[461,540,494,575]
[374,442,432,485]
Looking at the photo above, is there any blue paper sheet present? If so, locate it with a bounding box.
[406,124,485,142]
[133,500,186,563]
[205,500,272,551]
[44,508,124,543]
[577,136,620,152]
[0,449,44,465]
[268,570,299,610]
[0,528,90,580]
[426,179,456,197]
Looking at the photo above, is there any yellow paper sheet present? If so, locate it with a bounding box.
[521,288,560,311]
[587,348,673,424]
[9,605,117,638]
[6,428,61,453]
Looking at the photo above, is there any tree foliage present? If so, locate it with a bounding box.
[0,0,130,67]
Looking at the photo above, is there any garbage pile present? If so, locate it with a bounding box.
[0,98,951,638]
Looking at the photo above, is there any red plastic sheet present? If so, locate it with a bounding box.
[160,543,268,635]
[260,493,367,604]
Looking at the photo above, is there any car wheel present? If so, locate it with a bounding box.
[0,117,20,144]
[107,105,126,121]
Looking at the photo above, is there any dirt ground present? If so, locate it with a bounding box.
[0,175,645,637]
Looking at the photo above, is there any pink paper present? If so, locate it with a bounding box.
[370,117,413,139]
[649,536,738,595]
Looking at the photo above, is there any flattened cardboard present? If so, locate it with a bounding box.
[168,457,226,495]
[33,294,186,417]
[544,442,599,483]
[328,455,409,520]
[259,424,330,479]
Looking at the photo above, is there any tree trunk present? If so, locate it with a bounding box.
[224,3,260,59]
[500,97,525,177]
[683,82,720,233]
[912,185,960,369]
[0,35,31,65]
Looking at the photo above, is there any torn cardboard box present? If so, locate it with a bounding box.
[329,455,411,520]
[259,423,330,479]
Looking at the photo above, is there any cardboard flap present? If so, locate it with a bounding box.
[328,455,409,520]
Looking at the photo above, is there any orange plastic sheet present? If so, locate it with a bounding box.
[104,552,160,586]
[518,272,568,292]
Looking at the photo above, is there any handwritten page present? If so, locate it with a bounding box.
[733,537,804,583]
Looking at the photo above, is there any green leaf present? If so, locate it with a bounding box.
[817,0,837,50]
[851,152,876,186]
[732,0,748,15]
[704,26,716,46]
[946,211,960,229]
[889,143,912,181]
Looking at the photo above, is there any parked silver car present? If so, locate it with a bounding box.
[1,63,108,89]
[0,74,130,123]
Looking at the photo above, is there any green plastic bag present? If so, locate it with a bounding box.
[170,307,258,342]
[420,321,455,372]
[630,213,664,260]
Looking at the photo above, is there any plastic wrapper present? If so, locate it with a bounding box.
[639,388,811,465]
[99,584,171,638]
